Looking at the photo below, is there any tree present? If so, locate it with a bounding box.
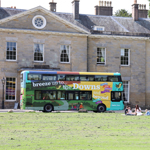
[114,9,132,17]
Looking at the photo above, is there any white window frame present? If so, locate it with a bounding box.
[60,45,70,63]
[93,26,105,31]
[5,77,17,102]
[32,15,47,29]
[121,49,130,66]
[97,47,106,65]
[33,44,44,62]
[6,42,17,61]
[123,81,130,103]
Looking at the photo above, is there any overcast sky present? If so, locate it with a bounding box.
[1,0,149,15]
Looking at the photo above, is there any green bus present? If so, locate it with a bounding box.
[20,71,124,112]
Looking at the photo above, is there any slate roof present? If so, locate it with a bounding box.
[1,7,150,36]
[0,7,26,19]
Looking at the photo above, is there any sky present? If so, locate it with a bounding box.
[1,0,149,15]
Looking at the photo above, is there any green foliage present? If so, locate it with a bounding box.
[114,9,132,17]
[147,0,150,17]
[0,113,150,149]
[148,10,150,18]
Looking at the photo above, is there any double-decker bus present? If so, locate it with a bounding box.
[20,71,124,112]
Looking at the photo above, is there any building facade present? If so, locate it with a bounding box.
[0,0,150,109]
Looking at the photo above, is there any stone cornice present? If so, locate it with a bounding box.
[0,28,88,37]
[0,6,90,34]
[89,34,150,41]
[1,27,150,40]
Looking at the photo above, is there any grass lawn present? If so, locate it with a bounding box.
[0,112,150,150]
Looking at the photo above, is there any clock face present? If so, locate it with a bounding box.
[32,15,46,29]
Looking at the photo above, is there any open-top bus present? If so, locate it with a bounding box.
[20,71,124,112]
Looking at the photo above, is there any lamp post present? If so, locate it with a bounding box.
[1,77,5,109]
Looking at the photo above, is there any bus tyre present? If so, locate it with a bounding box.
[97,104,106,113]
[44,104,53,112]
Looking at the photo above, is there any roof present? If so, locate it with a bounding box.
[22,70,119,75]
[0,7,26,19]
[1,7,150,36]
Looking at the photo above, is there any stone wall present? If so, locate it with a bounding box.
[0,31,87,109]
[88,37,146,108]
[0,11,81,33]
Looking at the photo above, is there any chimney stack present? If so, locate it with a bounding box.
[95,1,113,16]
[132,0,139,21]
[49,0,57,12]
[132,0,148,21]
[138,4,148,18]
[72,0,80,20]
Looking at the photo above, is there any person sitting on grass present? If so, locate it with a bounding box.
[126,107,136,116]
[135,105,143,116]
[127,107,132,115]
[145,109,150,116]
[125,106,129,115]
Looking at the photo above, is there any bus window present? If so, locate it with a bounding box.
[108,76,121,82]
[111,92,122,101]
[75,92,79,100]
[35,91,42,100]
[89,76,95,81]
[42,75,56,81]
[42,91,56,100]
[80,91,92,100]
[58,75,65,81]
[66,92,74,100]
[20,74,23,82]
[80,76,88,81]
[95,75,107,81]
[28,74,42,80]
[66,75,79,81]
[57,91,65,100]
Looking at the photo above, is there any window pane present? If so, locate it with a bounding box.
[121,49,129,65]
[80,76,87,81]
[67,93,74,100]
[6,77,16,100]
[35,91,42,100]
[112,92,122,101]
[75,92,79,100]
[122,81,129,102]
[58,75,65,81]
[42,91,56,100]
[57,91,65,100]
[28,74,42,80]
[80,92,92,100]
[34,44,43,61]
[6,42,17,60]
[60,45,70,62]
[43,75,56,81]
[97,48,105,64]
[95,75,107,81]
[108,76,119,82]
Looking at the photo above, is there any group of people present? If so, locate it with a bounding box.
[125,105,150,116]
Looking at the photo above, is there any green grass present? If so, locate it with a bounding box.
[0,113,150,150]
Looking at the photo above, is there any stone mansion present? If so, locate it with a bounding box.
[0,0,150,109]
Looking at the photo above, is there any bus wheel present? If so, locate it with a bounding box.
[97,104,106,113]
[44,104,53,112]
